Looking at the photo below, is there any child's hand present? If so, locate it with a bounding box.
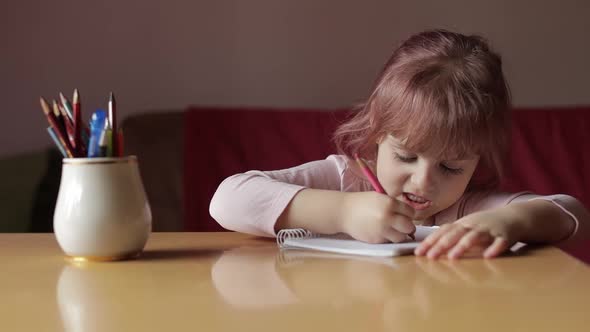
[414,207,523,259]
[341,192,416,244]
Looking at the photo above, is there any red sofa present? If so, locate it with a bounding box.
[182,106,590,263]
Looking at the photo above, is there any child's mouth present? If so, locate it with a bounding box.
[402,192,432,211]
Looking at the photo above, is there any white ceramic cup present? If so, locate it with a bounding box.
[53,156,152,261]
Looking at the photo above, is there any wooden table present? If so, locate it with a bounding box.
[1,232,589,331]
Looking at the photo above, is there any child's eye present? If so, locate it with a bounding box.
[394,153,416,162]
[440,163,464,175]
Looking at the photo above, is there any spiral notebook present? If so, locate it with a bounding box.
[276,226,438,257]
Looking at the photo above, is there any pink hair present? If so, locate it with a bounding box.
[334,29,511,190]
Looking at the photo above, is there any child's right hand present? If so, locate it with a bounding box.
[340,192,416,243]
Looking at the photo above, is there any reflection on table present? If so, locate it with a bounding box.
[1,232,588,332]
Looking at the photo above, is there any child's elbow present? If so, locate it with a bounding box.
[209,172,273,237]
[550,194,590,247]
[209,184,235,231]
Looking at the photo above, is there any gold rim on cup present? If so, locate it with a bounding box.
[62,155,137,165]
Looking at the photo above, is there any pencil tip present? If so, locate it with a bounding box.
[73,89,79,103]
[39,97,50,114]
[52,100,62,116]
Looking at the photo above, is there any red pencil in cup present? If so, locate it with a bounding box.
[59,103,76,152]
[73,89,82,157]
[51,99,67,138]
[108,92,118,156]
[72,89,90,149]
[59,92,74,121]
[40,97,74,157]
[58,102,73,127]
[54,100,75,151]
[117,128,124,157]
[354,153,415,240]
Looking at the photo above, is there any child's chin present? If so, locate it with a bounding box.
[413,210,437,223]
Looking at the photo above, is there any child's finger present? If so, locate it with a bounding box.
[390,216,416,235]
[392,199,416,218]
[447,230,491,259]
[426,226,470,259]
[461,245,488,258]
[383,226,410,243]
[415,224,451,255]
[483,237,509,258]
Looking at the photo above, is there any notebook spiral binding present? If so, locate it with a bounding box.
[276,228,317,247]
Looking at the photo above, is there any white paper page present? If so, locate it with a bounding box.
[282,226,438,257]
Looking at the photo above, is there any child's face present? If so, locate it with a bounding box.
[375,135,479,221]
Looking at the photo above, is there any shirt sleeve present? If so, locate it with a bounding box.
[435,191,586,242]
[209,155,351,237]
[527,195,587,243]
[434,191,532,225]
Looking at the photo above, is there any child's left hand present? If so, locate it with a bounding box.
[414,207,523,259]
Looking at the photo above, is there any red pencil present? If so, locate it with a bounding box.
[109,92,118,156]
[117,128,124,157]
[54,100,75,151]
[51,99,66,138]
[57,101,72,127]
[59,92,74,121]
[73,89,82,157]
[354,154,386,194]
[71,89,90,145]
[40,97,74,157]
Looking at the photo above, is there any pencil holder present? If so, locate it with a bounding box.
[53,156,152,261]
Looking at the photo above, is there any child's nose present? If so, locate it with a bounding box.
[410,166,436,191]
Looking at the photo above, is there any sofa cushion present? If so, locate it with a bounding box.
[122,111,185,231]
[501,107,590,207]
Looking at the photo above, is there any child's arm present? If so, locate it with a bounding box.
[209,156,344,237]
[415,193,589,259]
[210,155,415,242]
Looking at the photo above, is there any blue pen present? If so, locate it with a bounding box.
[87,110,107,157]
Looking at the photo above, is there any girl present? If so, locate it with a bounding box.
[210,29,589,259]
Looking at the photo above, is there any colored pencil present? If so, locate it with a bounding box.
[59,92,74,121]
[354,154,386,194]
[51,99,66,138]
[47,127,67,157]
[108,92,118,156]
[40,97,74,157]
[72,89,90,146]
[73,89,82,157]
[57,101,73,127]
[54,100,75,151]
[117,128,124,156]
[58,102,74,132]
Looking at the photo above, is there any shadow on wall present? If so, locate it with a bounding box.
[0,148,62,232]
[1,108,186,233]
